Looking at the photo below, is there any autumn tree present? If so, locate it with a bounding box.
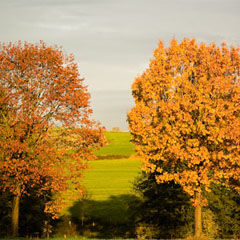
[128,38,240,237]
[0,41,105,237]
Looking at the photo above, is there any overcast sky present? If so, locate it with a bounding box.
[0,0,239,131]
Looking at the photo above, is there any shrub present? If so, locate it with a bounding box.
[135,223,159,239]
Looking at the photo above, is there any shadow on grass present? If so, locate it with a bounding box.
[68,194,140,239]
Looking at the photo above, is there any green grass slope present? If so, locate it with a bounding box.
[94,131,135,157]
[62,132,141,238]
[83,157,141,201]
[68,157,141,232]
[86,131,140,200]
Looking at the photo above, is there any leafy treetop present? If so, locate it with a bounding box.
[128,38,240,200]
[0,41,106,217]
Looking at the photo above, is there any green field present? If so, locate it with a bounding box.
[64,131,140,201]
[83,131,140,200]
[94,131,135,157]
[61,132,142,238]
[83,157,141,200]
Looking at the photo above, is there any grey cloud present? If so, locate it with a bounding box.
[0,0,239,130]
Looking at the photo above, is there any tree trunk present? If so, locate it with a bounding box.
[194,191,202,238]
[12,185,21,237]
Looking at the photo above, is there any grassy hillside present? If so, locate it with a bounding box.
[83,157,141,200]
[68,157,141,233]
[85,131,140,200]
[94,131,135,157]
[62,132,141,238]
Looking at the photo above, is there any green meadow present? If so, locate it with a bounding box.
[94,131,135,158]
[60,131,142,238]
[84,131,140,201]
[83,157,141,200]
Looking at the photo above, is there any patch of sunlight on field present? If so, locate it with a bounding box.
[82,158,142,201]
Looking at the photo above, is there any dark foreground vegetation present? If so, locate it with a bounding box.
[1,165,240,239]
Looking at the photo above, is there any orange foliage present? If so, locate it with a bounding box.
[128,38,240,201]
[0,41,105,217]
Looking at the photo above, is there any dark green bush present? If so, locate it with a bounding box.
[0,189,52,238]
[134,172,240,239]
[133,172,194,238]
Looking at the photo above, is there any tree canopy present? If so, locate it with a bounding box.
[128,38,240,237]
[0,41,105,236]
